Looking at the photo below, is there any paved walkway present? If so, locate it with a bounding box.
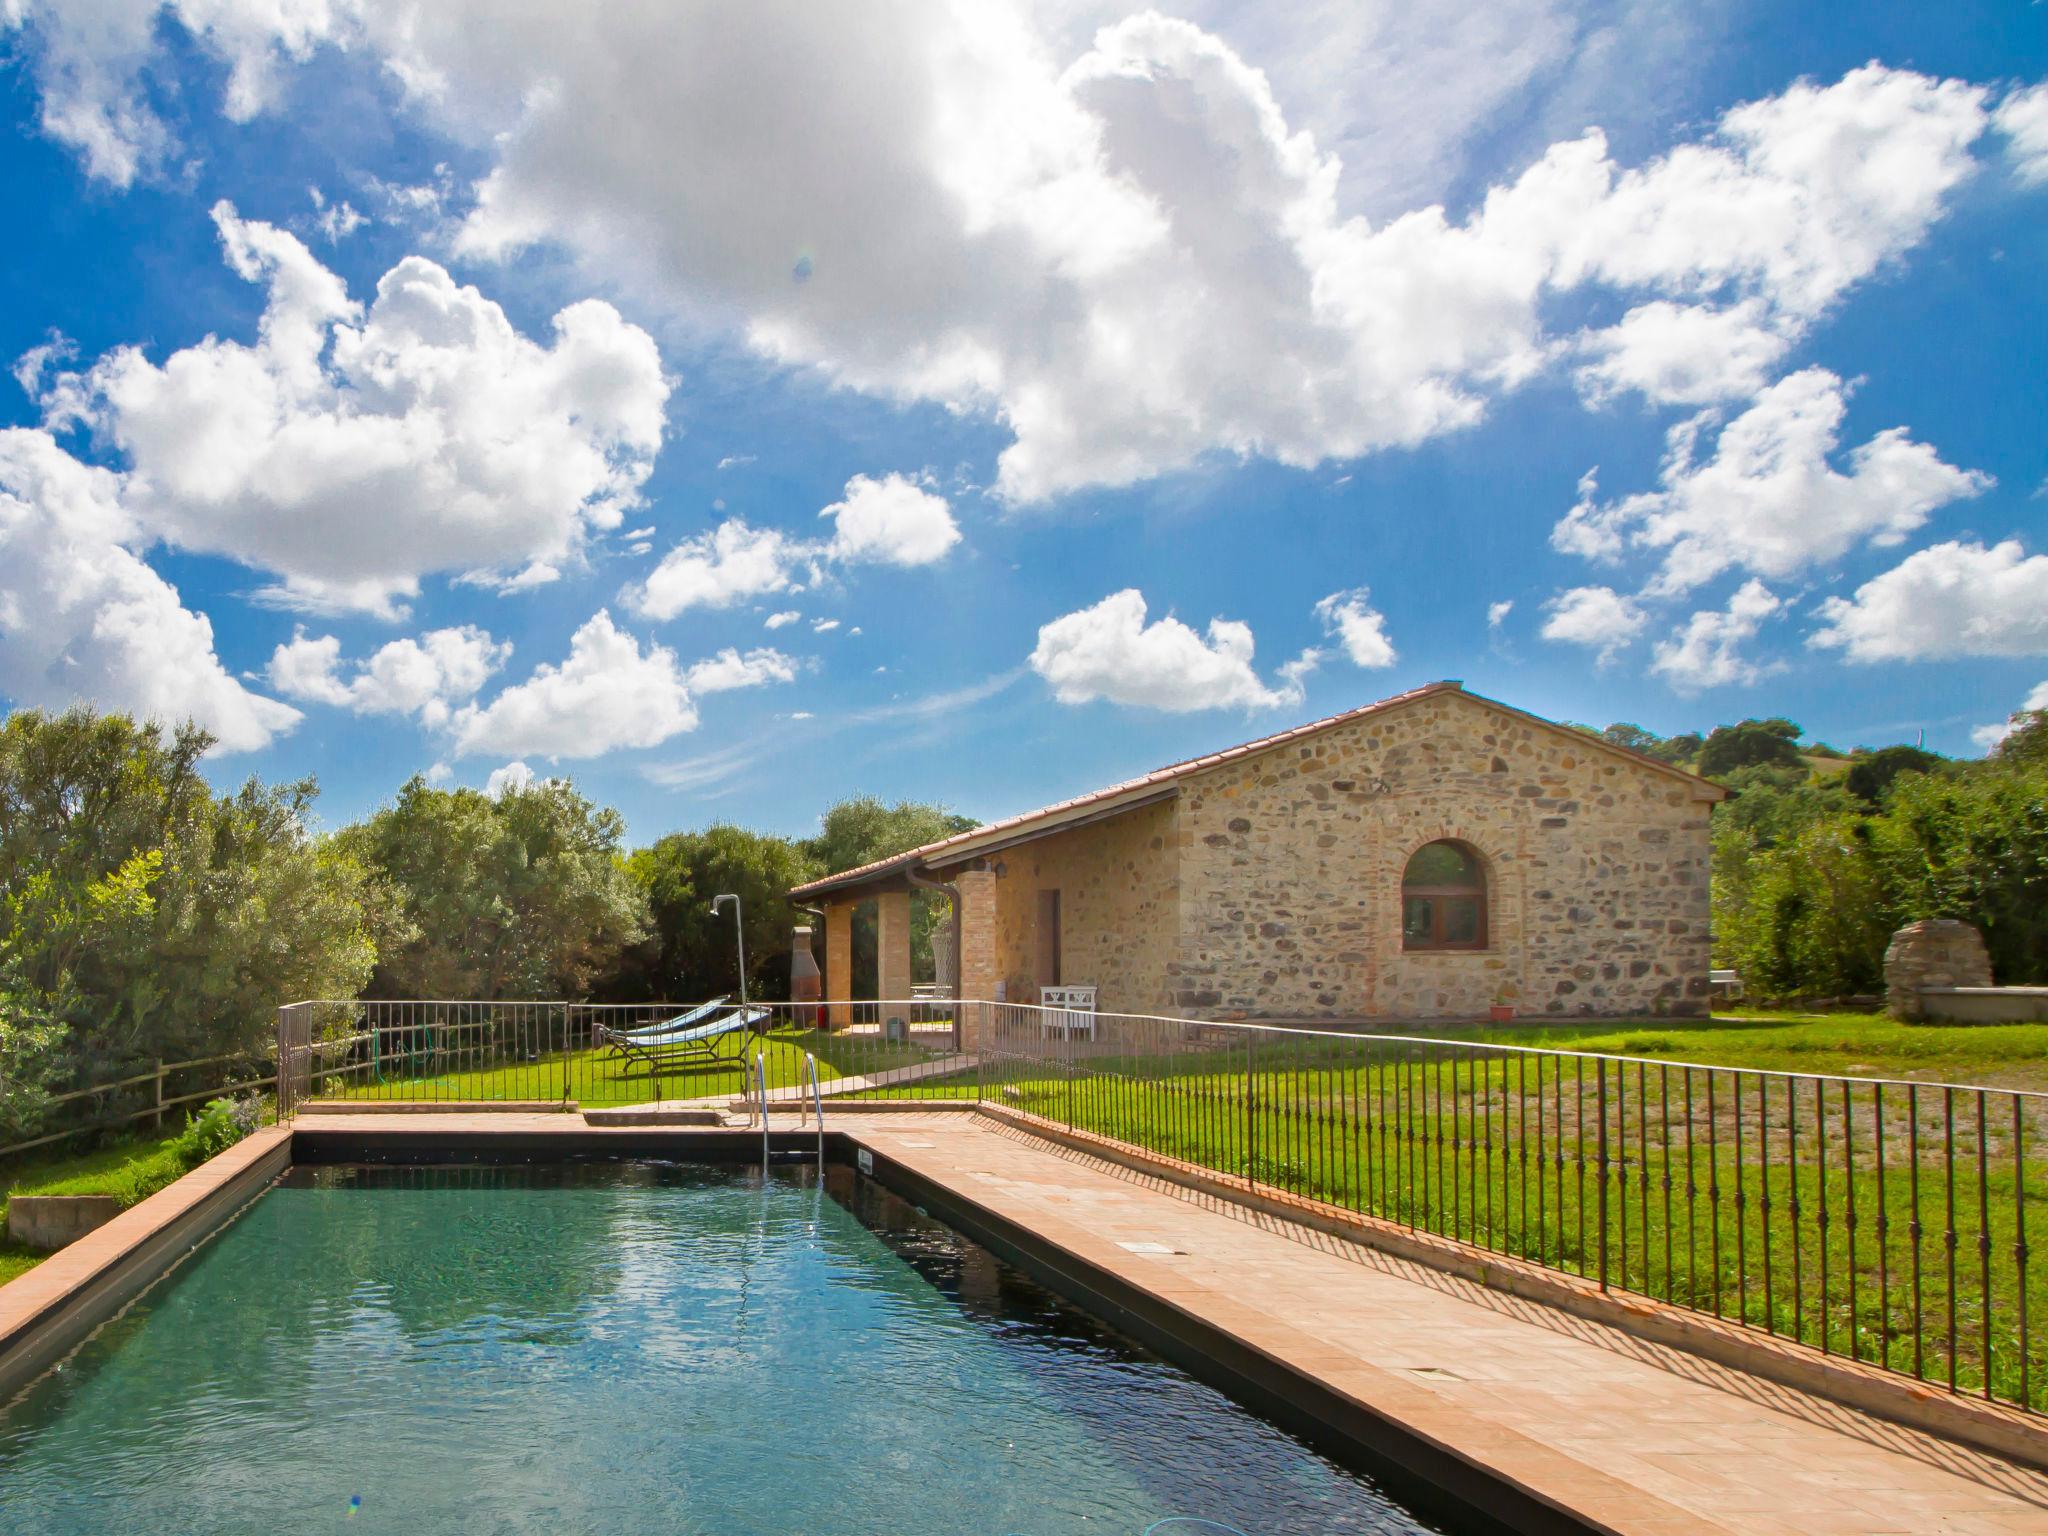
[280,1109,2048,1532]
[836,1112,2048,1536]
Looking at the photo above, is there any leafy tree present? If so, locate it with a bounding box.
[618,826,815,1000]
[1697,717,1804,778]
[1993,710,2048,770]
[1716,817,1892,997]
[1843,744,1943,806]
[1866,767,2048,985]
[801,796,978,993]
[339,775,647,999]
[1651,731,1705,768]
[1598,722,1664,756]
[0,708,378,1135]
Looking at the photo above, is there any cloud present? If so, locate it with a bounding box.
[1572,299,1792,407]
[716,454,755,470]
[631,472,960,621]
[33,203,668,617]
[267,625,511,725]
[819,472,960,566]
[450,610,698,759]
[1552,369,1990,595]
[763,609,801,629]
[308,186,366,242]
[630,519,801,621]
[485,761,535,797]
[1486,599,1514,629]
[1029,588,1307,712]
[1540,585,1645,661]
[812,618,841,633]
[1649,579,1785,691]
[1972,680,2048,752]
[1313,588,1397,668]
[1997,83,2048,185]
[0,427,300,754]
[8,6,2005,502]
[1810,539,2048,662]
[682,646,798,694]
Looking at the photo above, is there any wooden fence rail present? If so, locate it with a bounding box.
[0,1051,274,1160]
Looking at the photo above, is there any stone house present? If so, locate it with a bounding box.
[788,681,1724,1024]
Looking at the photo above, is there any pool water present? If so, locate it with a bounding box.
[0,1163,1446,1535]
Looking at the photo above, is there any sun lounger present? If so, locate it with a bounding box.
[600,1005,770,1069]
[605,997,729,1041]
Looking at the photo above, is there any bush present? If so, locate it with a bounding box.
[172,1096,260,1170]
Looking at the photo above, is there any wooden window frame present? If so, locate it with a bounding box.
[1401,843,1489,952]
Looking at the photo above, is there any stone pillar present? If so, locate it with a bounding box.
[954,867,999,1047]
[824,900,854,1029]
[1884,919,1993,1020]
[876,890,913,1008]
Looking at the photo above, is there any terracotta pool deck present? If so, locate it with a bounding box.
[270,1106,2048,1536]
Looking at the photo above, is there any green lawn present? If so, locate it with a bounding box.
[0,1130,198,1284]
[1423,1008,2048,1093]
[325,1024,970,1107]
[956,1014,2048,1410]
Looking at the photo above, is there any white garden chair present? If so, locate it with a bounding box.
[1038,985,1098,1040]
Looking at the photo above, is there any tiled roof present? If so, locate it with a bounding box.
[788,679,1721,899]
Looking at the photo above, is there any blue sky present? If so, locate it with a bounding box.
[1,1,2045,842]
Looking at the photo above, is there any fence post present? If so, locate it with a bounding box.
[1597,1059,1610,1293]
[153,1059,164,1132]
[274,1006,287,1121]
[1244,1032,1256,1187]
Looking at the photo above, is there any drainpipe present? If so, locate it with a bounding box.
[905,865,962,1001]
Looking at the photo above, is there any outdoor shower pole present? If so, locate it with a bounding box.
[711,894,749,1009]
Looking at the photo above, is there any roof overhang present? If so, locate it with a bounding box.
[791,784,1177,901]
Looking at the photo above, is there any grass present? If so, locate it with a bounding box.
[961,1024,2048,1410]
[1422,1008,2048,1093]
[0,1129,198,1284]
[327,1025,967,1108]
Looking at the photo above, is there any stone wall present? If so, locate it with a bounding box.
[986,797,1180,1014]
[1883,919,1994,1019]
[1168,689,1717,1020]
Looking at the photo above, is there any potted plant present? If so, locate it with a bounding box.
[1488,988,1517,1023]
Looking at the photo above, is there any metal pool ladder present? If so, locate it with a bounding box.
[753,1050,770,1171]
[799,1050,824,1171]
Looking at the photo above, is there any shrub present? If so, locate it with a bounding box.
[172,1096,260,1170]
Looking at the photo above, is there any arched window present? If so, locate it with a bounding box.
[1402,841,1487,951]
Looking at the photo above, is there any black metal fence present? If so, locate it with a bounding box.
[977,1004,2046,1416]
[275,995,2046,1416]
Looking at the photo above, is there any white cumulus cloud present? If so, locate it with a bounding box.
[1810,540,2048,663]
[820,473,960,566]
[1540,585,1646,662]
[4,6,2007,502]
[1029,588,1307,712]
[34,202,669,617]
[1573,300,1792,407]
[267,625,511,725]
[1552,368,1990,595]
[1649,579,1785,691]
[1313,588,1397,668]
[0,427,300,754]
[485,760,536,797]
[451,610,697,759]
[682,647,799,695]
[1997,83,2048,185]
[632,472,960,621]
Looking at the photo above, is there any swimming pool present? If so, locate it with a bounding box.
[0,1163,1447,1535]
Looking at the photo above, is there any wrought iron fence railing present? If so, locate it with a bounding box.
[275,995,2046,1415]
